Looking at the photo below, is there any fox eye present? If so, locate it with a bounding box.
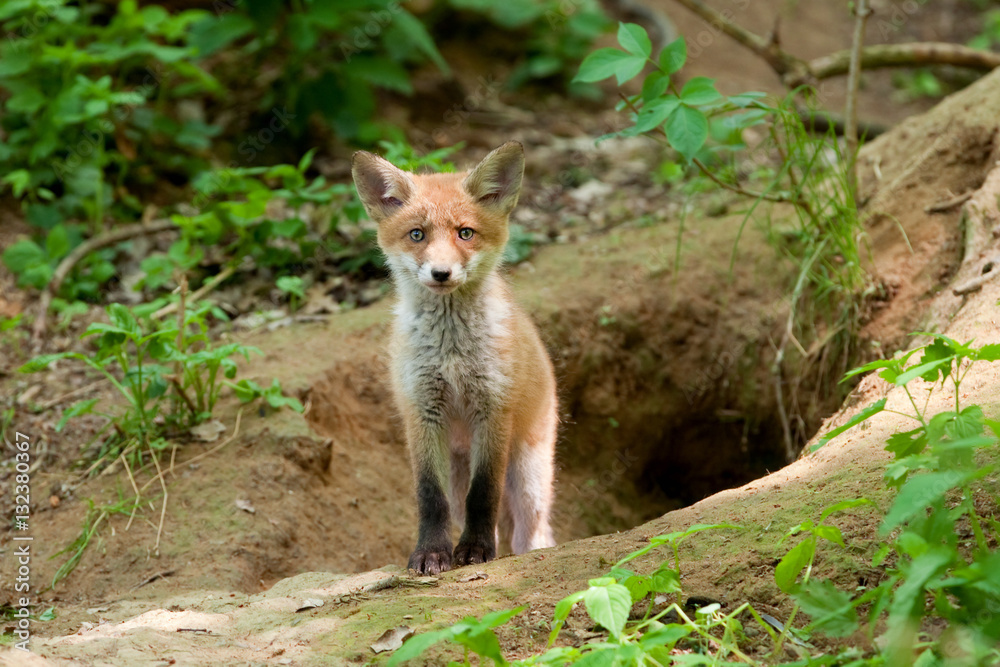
[409,229,424,242]
[458,228,475,241]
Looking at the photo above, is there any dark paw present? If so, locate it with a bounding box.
[408,546,452,575]
[453,539,496,567]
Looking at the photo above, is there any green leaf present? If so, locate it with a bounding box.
[885,427,929,459]
[389,10,450,75]
[812,398,887,451]
[640,71,671,102]
[549,591,585,645]
[679,77,721,105]
[881,470,981,534]
[617,22,652,58]
[812,525,845,548]
[582,582,632,638]
[895,357,952,386]
[638,623,691,648]
[20,352,83,374]
[3,239,46,274]
[188,13,254,58]
[634,96,680,133]
[793,579,858,637]
[974,343,1000,362]
[386,628,452,666]
[106,303,141,339]
[574,48,647,85]
[46,224,72,261]
[659,38,687,74]
[57,398,100,432]
[665,105,708,162]
[775,537,815,593]
[649,564,681,595]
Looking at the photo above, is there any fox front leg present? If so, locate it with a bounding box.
[453,410,511,567]
[406,415,453,575]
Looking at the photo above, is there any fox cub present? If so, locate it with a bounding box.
[351,142,558,574]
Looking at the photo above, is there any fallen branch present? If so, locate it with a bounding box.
[671,0,1000,87]
[952,256,1000,296]
[925,191,974,213]
[809,43,1000,82]
[31,218,177,344]
[844,0,872,200]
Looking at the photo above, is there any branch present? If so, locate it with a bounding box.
[31,218,178,344]
[809,43,1000,81]
[669,0,804,77]
[669,0,1000,87]
[844,0,872,201]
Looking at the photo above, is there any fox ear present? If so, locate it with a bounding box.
[463,141,524,215]
[351,151,415,222]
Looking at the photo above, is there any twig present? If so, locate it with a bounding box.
[925,191,973,213]
[952,257,1000,295]
[844,0,872,202]
[167,376,198,417]
[31,218,177,344]
[151,452,168,554]
[35,380,106,411]
[692,158,806,208]
[151,265,237,320]
[131,570,175,591]
[122,453,142,532]
[670,0,802,77]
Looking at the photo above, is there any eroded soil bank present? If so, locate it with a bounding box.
[6,49,1000,667]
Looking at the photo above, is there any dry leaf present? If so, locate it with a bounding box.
[191,420,226,442]
[296,598,324,612]
[235,499,256,514]
[458,571,488,583]
[370,626,413,653]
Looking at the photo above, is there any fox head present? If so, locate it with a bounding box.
[351,142,524,295]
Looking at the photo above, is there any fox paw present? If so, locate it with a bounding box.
[453,540,496,567]
[408,547,452,575]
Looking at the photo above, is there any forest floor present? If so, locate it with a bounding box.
[3,1,1000,665]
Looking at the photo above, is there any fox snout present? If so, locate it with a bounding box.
[418,258,468,294]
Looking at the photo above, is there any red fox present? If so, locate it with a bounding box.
[351,142,557,574]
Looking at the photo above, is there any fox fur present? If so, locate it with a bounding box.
[351,142,557,574]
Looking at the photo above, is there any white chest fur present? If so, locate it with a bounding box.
[392,275,512,412]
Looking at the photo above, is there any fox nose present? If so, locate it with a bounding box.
[431,268,451,283]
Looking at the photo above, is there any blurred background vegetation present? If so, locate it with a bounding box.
[0,0,609,312]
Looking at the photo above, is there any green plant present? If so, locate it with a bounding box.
[18,301,301,464]
[186,1,449,144]
[447,0,609,92]
[577,22,872,452]
[276,275,305,312]
[811,334,1000,662]
[0,0,220,226]
[228,378,304,414]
